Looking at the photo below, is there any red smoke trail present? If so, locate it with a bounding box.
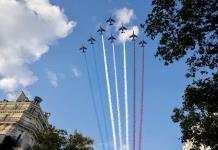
[138,46,145,150]
[133,40,136,150]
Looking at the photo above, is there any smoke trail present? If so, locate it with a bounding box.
[112,43,123,149]
[91,45,110,147]
[138,46,145,150]
[84,54,105,150]
[101,35,118,150]
[133,40,136,150]
[123,38,129,150]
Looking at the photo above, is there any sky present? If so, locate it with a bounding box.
[0,0,191,150]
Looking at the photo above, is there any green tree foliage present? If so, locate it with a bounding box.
[32,126,67,150]
[143,0,217,77]
[143,0,218,149]
[172,74,218,149]
[65,130,94,150]
[32,126,94,150]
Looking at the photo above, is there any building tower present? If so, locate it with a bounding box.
[0,91,49,149]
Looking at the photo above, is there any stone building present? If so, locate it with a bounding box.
[0,91,50,149]
[183,141,211,150]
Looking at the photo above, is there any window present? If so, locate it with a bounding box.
[29,107,35,114]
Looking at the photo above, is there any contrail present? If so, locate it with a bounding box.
[112,43,123,149]
[84,54,105,150]
[101,35,118,150]
[138,45,145,150]
[123,38,129,150]
[91,45,110,148]
[133,40,136,150]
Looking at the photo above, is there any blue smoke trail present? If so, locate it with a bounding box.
[84,53,105,150]
[91,45,110,148]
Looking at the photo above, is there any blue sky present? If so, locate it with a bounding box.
[0,0,191,149]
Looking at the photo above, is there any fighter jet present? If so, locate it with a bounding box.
[97,26,106,35]
[108,34,116,43]
[80,45,87,53]
[106,16,115,26]
[119,24,127,33]
[88,36,96,44]
[139,40,147,47]
[129,31,137,41]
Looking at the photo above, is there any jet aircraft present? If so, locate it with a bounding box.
[139,40,146,47]
[129,31,138,41]
[80,45,87,53]
[88,36,96,44]
[106,16,115,26]
[119,24,127,33]
[108,34,116,43]
[97,26,106,35]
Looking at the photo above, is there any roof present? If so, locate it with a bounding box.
[16,91,29,102]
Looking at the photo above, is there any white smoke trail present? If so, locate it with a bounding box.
[112,43,123,149]
[101,35,118,150]
[123,38,129,150]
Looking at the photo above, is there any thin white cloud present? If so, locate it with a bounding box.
[115,7,139,43]
[0,78,19,93]
[72,67,81,78]
[0,0,76,93]
[115,7,135,29]
[46,70,64,88]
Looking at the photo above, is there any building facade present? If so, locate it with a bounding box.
[183,141,211,150]
[0,91,49,149]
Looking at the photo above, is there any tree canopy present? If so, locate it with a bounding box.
[33,126,94,150]
[65,131,94,150]
[172,74,218,149]
[143,0,217,77]
[143,0,218,149]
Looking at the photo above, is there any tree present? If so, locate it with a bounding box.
[32,126,94,150]
[172,74,218,149]
[143,0,218,149]
[143,0,217,77]
[32,126,67,150]
[65,130,94,150]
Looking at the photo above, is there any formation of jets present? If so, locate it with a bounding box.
[80,16,145,52]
